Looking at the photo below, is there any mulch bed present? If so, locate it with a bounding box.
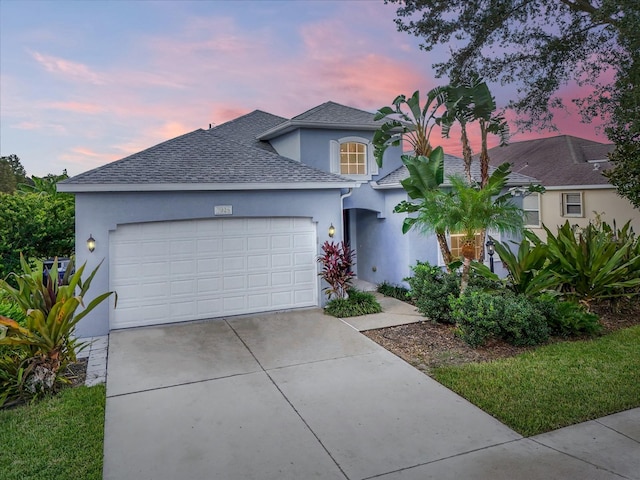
[363,298,640,376]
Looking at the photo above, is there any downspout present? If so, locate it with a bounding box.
[340,188,353,242]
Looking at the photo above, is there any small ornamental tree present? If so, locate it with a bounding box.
[317,241,355,299]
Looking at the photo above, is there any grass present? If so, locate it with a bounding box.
[0,385,106,480]
[433,325,640,436]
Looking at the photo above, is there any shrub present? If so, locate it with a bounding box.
[450,289,549,347]
[317,241,355,299]
[377,282,411,303]
[450,289,501,347]
[534,294,602,337]
[324,290,382,318]
[405,261,459,323]
[0,191,75,279]
[499,295,549,347]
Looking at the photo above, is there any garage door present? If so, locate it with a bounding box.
[109,217,318,329]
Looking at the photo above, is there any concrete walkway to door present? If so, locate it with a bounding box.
[102,307,639,480]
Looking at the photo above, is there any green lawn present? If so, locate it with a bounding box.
[0,385,106,480]
[433,325,640,436]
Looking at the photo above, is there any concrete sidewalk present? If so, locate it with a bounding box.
[101,304,639,479]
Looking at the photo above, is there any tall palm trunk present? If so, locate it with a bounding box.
[460,122,474,183]
[436,231,454,270]
[460,238,476,293]
[479,118,490,187]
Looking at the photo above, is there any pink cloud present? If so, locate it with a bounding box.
[45,101,106,114]
[13,121,67,134]
[30,51,105,85]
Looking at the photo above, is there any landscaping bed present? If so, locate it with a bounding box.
[363,297,640,436]
[363,298,640,375]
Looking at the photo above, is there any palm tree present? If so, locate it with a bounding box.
[407,163,525,293]
[373,88,455,266]
[440,76,509,187]
[373,88,449,166]
[394,147,455,266]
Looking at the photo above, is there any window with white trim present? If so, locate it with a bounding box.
[562,192,583,217]
[340,142,366,175]
[523,193,540,227]
[330,136,378,179]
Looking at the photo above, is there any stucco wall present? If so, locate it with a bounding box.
[268,130,301,161]
[298,129,404,179]
[530,188,639,241]
[74,188,343,337]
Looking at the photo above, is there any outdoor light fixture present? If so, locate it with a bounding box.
[328,224,335,238]
[486,239,495,273]
[87,234,96,253]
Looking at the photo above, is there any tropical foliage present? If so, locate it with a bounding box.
[317,241,355,300]
[543,221,640,304]
[398,162,526,292]
[0,256,113,407]
[387,0,640,208]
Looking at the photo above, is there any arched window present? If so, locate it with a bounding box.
[330,136,378,179]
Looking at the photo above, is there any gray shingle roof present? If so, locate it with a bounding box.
[209,110,286,153]
[59,128,352,190]
[376,154,539,187]
[487,135,614,186]
[257,101,385,140]
[292,101,385,126]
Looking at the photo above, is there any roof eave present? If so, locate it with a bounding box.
[57,181,358,193]
[257,120,384,140]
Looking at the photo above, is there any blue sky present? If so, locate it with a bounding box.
[0,0,606,177]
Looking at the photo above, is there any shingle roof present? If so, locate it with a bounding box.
[59,128,353,191]
[376,154,539,187]
[487,135,614,186]
[292,101,385,126]
[257,101,385,140]
[209,110,286,153]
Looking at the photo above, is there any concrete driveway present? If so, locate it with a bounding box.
[103,309,638,479]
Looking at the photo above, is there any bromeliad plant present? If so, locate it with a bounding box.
[0,254,114,403]
[543,221,640,305]
[317,241,355,300]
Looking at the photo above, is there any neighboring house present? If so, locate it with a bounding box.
[59,102,538,337]
[487,135,640,239]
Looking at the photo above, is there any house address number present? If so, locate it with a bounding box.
[214,205,233,215]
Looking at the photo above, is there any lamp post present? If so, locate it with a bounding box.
[486,239,495,273]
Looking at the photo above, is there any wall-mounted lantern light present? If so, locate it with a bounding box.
[486,239,495,273]
[328,223,335,238]
[87,234,96,253]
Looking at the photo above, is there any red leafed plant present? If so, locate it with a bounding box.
[317,241,355,299]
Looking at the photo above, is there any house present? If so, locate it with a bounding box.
[59,102,538,337]
[487,135,640,239]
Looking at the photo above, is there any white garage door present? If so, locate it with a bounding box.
[109,217,318,329]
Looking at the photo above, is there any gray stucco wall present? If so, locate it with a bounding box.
[298,129,404,179]
[73,188,343,337]
[269,130,301,161]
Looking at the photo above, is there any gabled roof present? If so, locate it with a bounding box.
[257,101,386,140]
[375,154,539,188]
[58,129,355,193]
[487,135,614,187]
[209,110,286,153]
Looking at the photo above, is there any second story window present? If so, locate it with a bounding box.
[562,192,583,217]
[340,142,366,175]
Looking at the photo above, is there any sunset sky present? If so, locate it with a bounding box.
[0,0,608,178]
